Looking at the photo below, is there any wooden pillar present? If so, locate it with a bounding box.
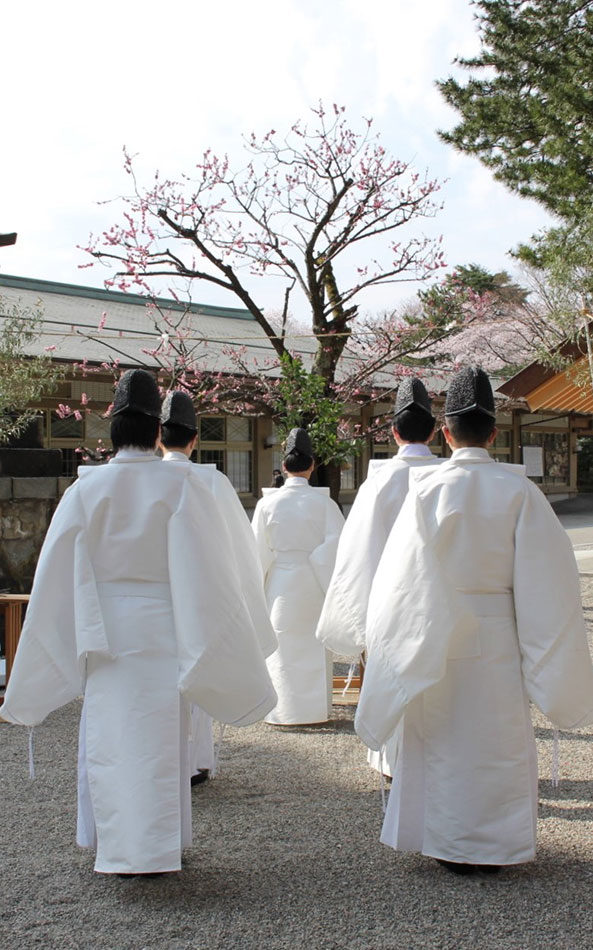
[1,597,29,704]
[512,410,522,465]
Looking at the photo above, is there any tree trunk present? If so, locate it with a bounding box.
[313,459,342,506]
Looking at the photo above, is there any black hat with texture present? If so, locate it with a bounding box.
[394,377,433,417]
[284,427,313,458]
[112,369,161,418]
[445,366,496,418]
[161,391,197,432]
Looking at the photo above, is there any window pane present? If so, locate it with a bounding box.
[227,450,252,492]
[71,380,115,402]
[51,411,84,439]
[86,413,112,440]
[522,431,568,484]
[341,457,357,490]
[200,449,225,472]
[60,448,80,477]
[491,429,511,461]
[200,417,225,442]
[493,429,511,448]
[227,417,252,442]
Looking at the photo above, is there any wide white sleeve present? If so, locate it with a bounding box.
[169,475,277,726]
[308,498,345,593]
[514,482,593,729]
[316,478,387,656]
[355,486,477,750]
[1,486,87,726]
[211,474,277,657]
[251,499,275,583]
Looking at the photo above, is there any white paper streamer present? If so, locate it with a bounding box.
[379,746,388,814]
[28,727,35,780]
[341,662,357,697]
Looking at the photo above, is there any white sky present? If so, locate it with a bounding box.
[1,0,554,320]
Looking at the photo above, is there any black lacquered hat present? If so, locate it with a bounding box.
[445,366,496,418]
[112,369,161,418]
[161,391,197,432]
[394,377,433,417]
[284,427,314,457]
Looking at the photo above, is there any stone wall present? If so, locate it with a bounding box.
[0,476,74,593]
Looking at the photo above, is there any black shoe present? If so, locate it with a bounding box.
[116,872,165,878]
[190,769,210,787]
[436,859,477,876]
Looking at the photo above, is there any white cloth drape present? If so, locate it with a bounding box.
[316,450,441,774]
[356,449,593,865]
[163,452,277,775]
[252,478,344,724]
[2,453,276,873]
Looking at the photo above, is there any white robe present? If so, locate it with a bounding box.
[252,477,345,724]
[162,451,277,775]
[2,450,276,873]
[316,446,441,775]
[189,705,215,772]
[356,447,593,865]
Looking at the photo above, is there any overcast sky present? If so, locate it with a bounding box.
[1,0,554,320]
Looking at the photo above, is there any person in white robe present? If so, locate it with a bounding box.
[316,377,441,775]
[1,369,276,875]
[252,427,345,725]
[159,390,277,784]
[356,366,593,874]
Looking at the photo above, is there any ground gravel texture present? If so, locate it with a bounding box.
[2,582,593,950]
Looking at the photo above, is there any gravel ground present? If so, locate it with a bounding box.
[2,584,593,950]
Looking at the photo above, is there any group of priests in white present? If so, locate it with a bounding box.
[317,368,593,874]
[3,366,593,878]
[1,371,279,875]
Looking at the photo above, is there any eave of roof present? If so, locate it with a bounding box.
[499,355,593,413]
[0,273,256,321]
[497,362,557,398]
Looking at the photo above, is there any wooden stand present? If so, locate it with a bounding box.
[0,595,30,705]
[332,653,365,706]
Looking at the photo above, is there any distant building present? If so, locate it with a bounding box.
[499,352,593,497]
[1,273,588,505]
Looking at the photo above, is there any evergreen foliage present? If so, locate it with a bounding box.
[438,0,593,219]
[516,213,593,383]
[0,298,65,444]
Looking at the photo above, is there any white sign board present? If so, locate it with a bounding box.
[522,445,544,477]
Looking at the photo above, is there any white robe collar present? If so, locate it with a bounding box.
[283,476,310,488]
[109,448,160,464]
[450,447,494,464]
[162,450,190,463]
[396,443,434,459]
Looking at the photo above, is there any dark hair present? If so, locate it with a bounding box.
[110,412,160,451]
[393,407,435,443]
[160,422,197,450]
[283,451,313,473]
[445,410,496,445]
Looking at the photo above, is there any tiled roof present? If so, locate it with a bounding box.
[0,274,276,371]
[0,274,511,401]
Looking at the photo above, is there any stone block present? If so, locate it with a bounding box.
[13,477,58,499]
[0,448,62,477]
[0,478,12,500]
[58,476,75,496]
